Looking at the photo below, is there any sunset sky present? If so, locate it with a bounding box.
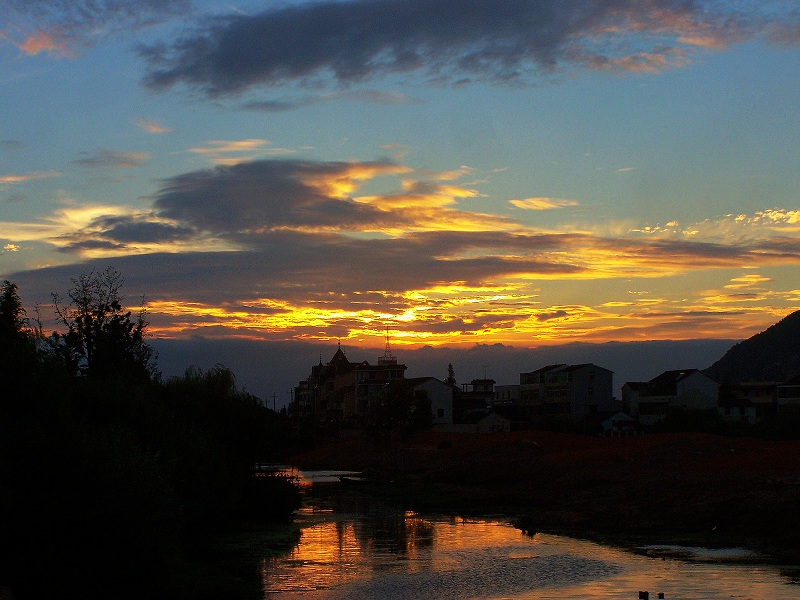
[3,0,800,359]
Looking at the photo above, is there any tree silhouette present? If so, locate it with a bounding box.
[0,274,300,598]
[0,280,27,339]
[0,280,40,397]
[446,362,456,386]
[52,268,156,381]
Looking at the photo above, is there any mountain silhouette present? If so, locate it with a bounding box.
[704,310,800,383]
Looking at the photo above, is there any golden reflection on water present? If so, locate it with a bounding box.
[259,490,799,599]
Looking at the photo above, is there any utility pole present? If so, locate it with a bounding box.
[272,392,277,412]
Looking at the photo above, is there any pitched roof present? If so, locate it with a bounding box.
[315,344,355,378]
[523,364,568,376]
[638,369,710,397]
[524,363,613,376]
[562,363,613,374]
[650,369,701,384]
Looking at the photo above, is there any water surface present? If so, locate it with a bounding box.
[258,474,798,599]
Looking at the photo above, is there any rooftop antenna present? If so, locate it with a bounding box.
[378,323,397,365]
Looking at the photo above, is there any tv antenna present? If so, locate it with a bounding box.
[378,322,397,365]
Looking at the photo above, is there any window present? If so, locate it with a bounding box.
[437,408,444,418]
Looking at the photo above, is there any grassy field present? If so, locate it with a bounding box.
[290,430,800,562]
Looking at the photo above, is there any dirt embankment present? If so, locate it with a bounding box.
[290,430,800,559]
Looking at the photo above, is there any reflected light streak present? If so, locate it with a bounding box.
[260,503,794,599]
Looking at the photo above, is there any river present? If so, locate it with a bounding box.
[255,470,799,599]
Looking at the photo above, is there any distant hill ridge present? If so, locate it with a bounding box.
[703,310,800,383]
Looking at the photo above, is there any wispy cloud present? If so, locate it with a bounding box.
[135,118,173,134]
[509,197,579,210]
[629,209,800,242]
[583,48,690,74]
[0,171,60,185]
[724,274,772,289]
[3,0,191,56]
[187,138,297,164]
[242,89,422,112]
[73,149,149,168]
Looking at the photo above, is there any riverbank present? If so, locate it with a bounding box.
[289,430,800,562]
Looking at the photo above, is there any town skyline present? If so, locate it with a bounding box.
[4,1,800,357]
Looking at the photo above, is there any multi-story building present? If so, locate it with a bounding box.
[453,378,495,423]
[292,343,407,430]
[624,369,718,426]
[777,374,800,407]
[519,363,614,421]
[717,381,779,422]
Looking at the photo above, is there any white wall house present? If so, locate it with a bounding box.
[408,377,454,426]
[626,369,718,426]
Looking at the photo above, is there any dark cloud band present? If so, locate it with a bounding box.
[142,0,700,97]
[152,159,406,233]
[140,0,795,97]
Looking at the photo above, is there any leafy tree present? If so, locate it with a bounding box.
[410,389,433,432]
[52,268,156,381]
[157,365,298,531]
[364,380,432,438]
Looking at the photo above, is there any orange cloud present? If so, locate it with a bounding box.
[15,30,71,57]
